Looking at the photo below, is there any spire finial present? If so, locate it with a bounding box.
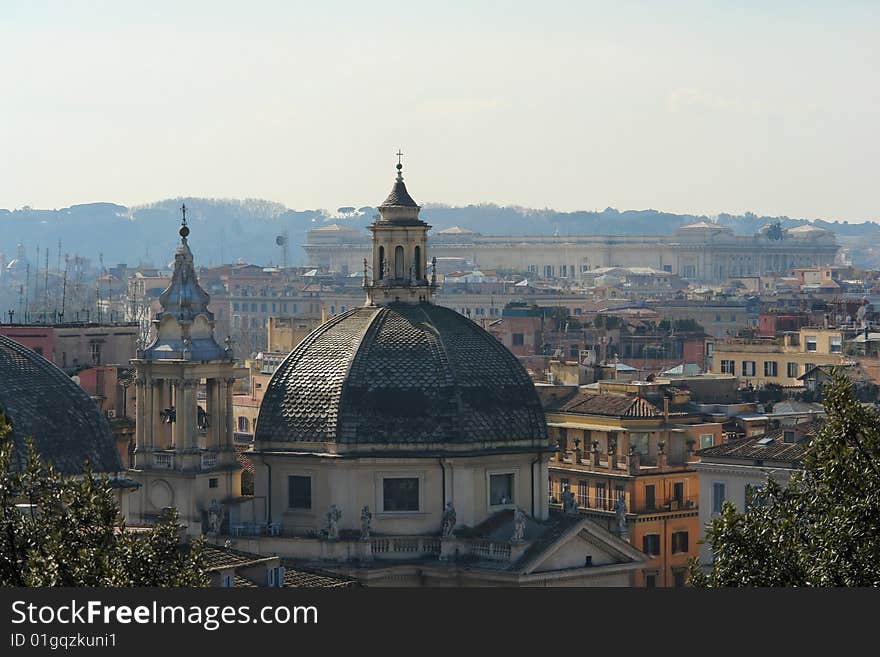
[396,150,404,181]
[179,202,190,239]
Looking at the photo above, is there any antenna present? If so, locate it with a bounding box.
[43,247,49,323]
[24,263,30,323]
[60,264,67,323]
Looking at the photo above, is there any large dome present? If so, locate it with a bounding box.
[0,334,122,475]
[255,303,548,453]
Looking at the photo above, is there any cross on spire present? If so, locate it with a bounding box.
[396,150,403,166]
[181,202,187,226]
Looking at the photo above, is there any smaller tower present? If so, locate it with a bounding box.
[364,153,436,306]
[129,204,240,535]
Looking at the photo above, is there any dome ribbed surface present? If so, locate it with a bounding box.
[0,334,122,474]
[255,304,547,449]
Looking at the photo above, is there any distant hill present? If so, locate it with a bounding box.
[1,199,878,269]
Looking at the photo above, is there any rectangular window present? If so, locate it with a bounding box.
[288,475,312,510]
[829,336,842,353]
[489,473,514,506]
[787,362,799,378]
[208,478,218,489]
[643,534,661,556]
[720,360,735,374]
[805,336,817,352]
[699,433,714,449]
[645,573,657,588]
[615,485,625,507]
[233,302,240,311]
[673,482,684,505]
[383,477,419,512]
[671,531,689,554]
[512,333,524,346]
[577,480,589,507]
[742,361,756,377]
[763,360,778,377]
[712,482,726,514]
[804,362,815,374]
[558,477,569,501]
[595,482,607,510]
[673,569,687,588]
[645,484,656,511]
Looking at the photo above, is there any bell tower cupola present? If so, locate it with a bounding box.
[364,152,436,306]
[129,203,241,536]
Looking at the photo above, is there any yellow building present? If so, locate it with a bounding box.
[711,327,847,388]
[545,386,720,587]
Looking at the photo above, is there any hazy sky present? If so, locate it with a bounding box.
[1,1,877,220]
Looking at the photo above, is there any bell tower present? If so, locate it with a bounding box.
[364,153,437,306]
[129,204,240,535]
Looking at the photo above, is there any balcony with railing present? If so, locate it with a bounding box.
[152,452,174,469]
[630,497,698,514]
[200,451,218,469]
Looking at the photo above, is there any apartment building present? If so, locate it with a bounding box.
[712,327,846,387]
[545,384,722,587]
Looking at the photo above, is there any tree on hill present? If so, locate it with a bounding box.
[0,411,208,587]
[691,373,880,586]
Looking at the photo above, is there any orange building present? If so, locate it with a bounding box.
[546,385,721,587]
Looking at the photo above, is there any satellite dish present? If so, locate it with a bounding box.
[276,235,287,246]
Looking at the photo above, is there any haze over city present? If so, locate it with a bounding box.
[1,1,877,221]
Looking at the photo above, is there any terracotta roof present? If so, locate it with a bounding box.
[696,419,821,463]
[199,544,277,571]
[0,334,122,475]
[282,565,359,588]
[255,304,548,450]
[558,392,664,418]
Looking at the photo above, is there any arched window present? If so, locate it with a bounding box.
[378,246,385,280]
[414,245,421,279]
[395,245,405,279]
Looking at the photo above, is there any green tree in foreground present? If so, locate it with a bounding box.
[0,411,208,587]
[691,373,880,586]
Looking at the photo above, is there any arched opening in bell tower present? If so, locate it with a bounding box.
[394,245,405,279]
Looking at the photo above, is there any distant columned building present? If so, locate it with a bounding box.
[305,220,840,283]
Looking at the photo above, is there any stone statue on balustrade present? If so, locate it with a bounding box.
[207,500,223,536]
[511,507,527,543]
[326,504,342,540]
[360,505,372,541]
[561,483,578,515]
[441,502,456,538]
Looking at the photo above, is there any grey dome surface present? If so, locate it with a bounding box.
[0,334,123,475]
[255,304,548,451]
